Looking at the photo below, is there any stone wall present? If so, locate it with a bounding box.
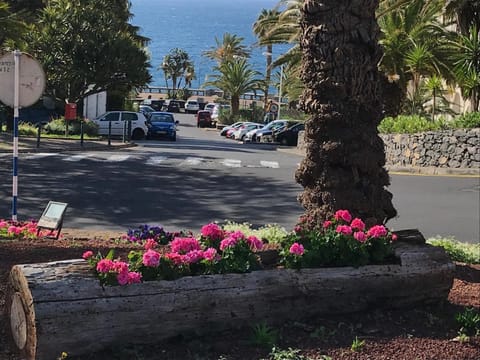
[297,128,479,169]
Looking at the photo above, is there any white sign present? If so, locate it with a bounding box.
[0,52,46,108]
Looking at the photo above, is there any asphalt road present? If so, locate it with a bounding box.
[0,112,478,243]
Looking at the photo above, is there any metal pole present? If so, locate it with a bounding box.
[12,50,20,221]
[277,65,283,120]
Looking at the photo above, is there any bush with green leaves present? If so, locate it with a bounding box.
[455,307,480,337]
[18,122,39,136]
[263,347,318,360]
[427,237,480,264]
[452,112,480,129]
[251,322,278,348]
[378,115,444,134]
[44,118,98,136]
[222,221,287,244]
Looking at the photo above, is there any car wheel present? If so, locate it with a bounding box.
[132,129,144,140]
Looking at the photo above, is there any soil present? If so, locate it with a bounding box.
[0,230,479,360]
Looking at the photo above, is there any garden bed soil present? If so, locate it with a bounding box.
[1,230,479,360]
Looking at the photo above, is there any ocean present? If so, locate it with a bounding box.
[129,0,291,88]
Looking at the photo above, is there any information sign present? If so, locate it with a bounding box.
[37,201,68,239]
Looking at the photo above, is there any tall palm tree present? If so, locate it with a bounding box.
[444,0,480,36]
[295,0,396,225]
[160,48,193,98]
[205,58,263,115]
[203,33,250,64]
[253,8,280,108]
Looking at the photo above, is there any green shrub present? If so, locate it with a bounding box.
[221,221,288,244]
[427,237,480,264]
[452,112,480,129]
[455,307,480,336]
[18,122,38,136]
[44,118,98,136]
[378,115,443,134]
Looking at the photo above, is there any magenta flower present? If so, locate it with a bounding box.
[354,231,367,243]
[184,250,204,264]
[0,220,7,228]
[246,235,263,250]
[350,218,365,231]
[170,237,201,254]
[96,259,114,273]
[113,261,129,274]
[144,238,157,250]
[334,210,352,223]
[142,249,161,267]
[336,225,353,236]
[203,247,217,261]
[117,271,129,286]
[289,242,305,256]
[7,226,21,235]
[323,220,332,229]
[127,272,142,284]
[82,250,94,260]
[200,223,224,240]
[165,252,185,265]
[391,233,398,241]
[367,225,388,238]
[219,236,238,250]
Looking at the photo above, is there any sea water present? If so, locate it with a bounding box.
[130,0,291,87]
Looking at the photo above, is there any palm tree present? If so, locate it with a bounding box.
[205,58,263,115]
[160,48,193,98]
[444,0,480,36]
[295,0,397,225]
[203,33,250,64]
[253,8,280,108]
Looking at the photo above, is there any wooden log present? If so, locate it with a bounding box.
[7,241,454,360]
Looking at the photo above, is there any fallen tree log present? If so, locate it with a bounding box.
[7,238,454,360]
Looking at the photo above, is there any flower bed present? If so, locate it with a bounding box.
[5,212,455,359]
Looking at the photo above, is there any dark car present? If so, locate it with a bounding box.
[274,122,305,146]
[196,110,215,128]
[146,112,178,141]
[162,100,181,113]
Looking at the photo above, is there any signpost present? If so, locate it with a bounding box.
[36,201,68,239]
[0,51,46,221]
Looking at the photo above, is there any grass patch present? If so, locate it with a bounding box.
[427,237,480,264]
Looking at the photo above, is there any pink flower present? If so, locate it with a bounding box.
[0,220,8,228]
[184,250,204,264]
[165,252,185,265]
[96,259,114,273]
[7,226,21,235]
[170,237,201,254]
[289,242,305,256]
[127,272,142,284]
[200,223,224,240]
[82,250,94,260]
[142,249,161,267]
[203,247,218,261]
[112,261,129,274]
[391,233,398,241]
[323,220,332,229]
[350,218,365,231]
[117,271,129,286]
[334,210,352,223]
[219,236,239,250]
[294,225,302,233]
[336,225,353,236]
[144,238,157,250]
[367,225,388,238]
[354,231,367,243]
[246,235,263,250]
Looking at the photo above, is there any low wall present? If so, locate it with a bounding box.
[297,128,479,170]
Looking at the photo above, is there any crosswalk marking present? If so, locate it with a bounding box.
[146,156,167,165]
[8,152,282,169]
[260,161,279,168]
[222,159,242,168]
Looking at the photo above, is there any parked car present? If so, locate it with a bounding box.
[231,123,264,141]
[274,122,305,146]
[92,111,148,140]
[185,100,200,114]
[257,120,299,142]
[146,112,178,141]
[162,100,181,113]
[219,121,246,136]
[244,120,291,142]
[204,103,217,113]
[196,110,215,128]
[139,105,155,119]
[142,99,165,111]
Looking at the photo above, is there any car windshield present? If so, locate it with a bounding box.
[150,114,174,123]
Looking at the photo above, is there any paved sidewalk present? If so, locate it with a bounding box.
[0,132,135,153]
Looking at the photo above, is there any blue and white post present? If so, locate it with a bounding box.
[11,50,20,221]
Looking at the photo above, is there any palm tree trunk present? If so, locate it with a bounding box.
[264,44,272,110]
[295,0,397,226]
[231,95,240,115]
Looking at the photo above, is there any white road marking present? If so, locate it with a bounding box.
[24,153,58,159]
[146,156,167,165]
[222,159,242,168]
[62,154,94,162]
[104,154,131,162]
[260,161,279,168]
[182,157,204,166]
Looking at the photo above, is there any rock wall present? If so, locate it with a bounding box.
[297,128,479,169]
